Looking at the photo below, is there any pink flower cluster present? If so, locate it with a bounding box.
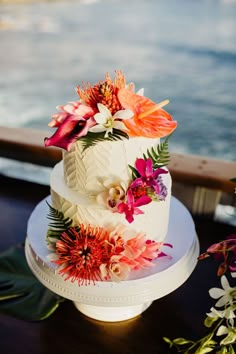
[115,158,168,223]
[50,224,172,285]
[44,71,177,151]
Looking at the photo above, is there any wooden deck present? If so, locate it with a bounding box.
[0,126,235,353]
[0,173,235,354]
[1,125,235,217]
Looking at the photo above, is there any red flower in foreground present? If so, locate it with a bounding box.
[54,225,111,285]
[48,223,173,285]
[198,234,236,276]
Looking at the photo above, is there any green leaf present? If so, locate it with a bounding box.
[173,337,195,346]
[216,346,231,354]
[220,331,236,346]
[195,347,215,354]
[204,315,219,328]
[0,245,65,321]
[230,178,236,183]
[128,164,140,180]
[80,129,129,151]
[144,136,171,168]
[228,344,236,354]
[163,337,173,348]
[46,202,74,241]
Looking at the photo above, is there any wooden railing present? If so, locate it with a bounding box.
[0,126,235,217]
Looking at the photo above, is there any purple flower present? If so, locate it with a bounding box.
[156,176,168,201]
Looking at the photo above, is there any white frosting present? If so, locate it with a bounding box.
[50,161,172,242]
[63,137,160,194]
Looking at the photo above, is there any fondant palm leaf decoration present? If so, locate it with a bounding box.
[46,202,75,241]
[143,136,170,168]
[80,129,129,151]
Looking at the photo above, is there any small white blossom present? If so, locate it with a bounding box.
[216,321,236,346]
[207,306,236,320]
[209,275,236,307]
[89,103,133,137]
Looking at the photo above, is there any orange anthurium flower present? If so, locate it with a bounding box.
[118,88,177,138]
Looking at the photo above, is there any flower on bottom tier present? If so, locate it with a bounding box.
[47,220,172,285]
[51,225,110,286]
[100,226,172,282]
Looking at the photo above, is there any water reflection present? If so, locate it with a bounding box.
[0,0,236,164]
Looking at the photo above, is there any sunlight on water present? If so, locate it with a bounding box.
[0,0,236,182]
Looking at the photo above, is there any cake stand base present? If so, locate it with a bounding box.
[25,196,199,322]
[74,301,153,322]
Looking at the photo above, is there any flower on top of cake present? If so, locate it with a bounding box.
[44,71,177,224]
[45,71,176,285]
[44,70,177,151]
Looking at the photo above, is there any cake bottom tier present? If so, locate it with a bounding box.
[25,197,199,322]
[50,161,172,242]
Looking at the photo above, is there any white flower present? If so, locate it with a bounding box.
[126,82,144,96]
[207,306,236,320]
[207,307,225,319]
[100,256,130,282]
[216,321,236,345]
[89,103,133,137]
[96,177,128,210]
[209,275,236,307]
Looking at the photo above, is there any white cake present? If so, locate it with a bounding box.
[44,71,177,284]
[50,138,172,242]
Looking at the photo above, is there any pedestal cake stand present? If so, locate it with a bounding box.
[25,197,199,322]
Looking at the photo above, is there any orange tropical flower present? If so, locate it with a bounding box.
[118,88,177,138]
[77,70,128,115]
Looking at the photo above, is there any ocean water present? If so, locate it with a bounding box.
[0,0,236,182]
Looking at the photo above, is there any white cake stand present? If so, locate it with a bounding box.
[25,197,199,322]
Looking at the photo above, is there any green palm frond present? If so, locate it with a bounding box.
[128,164,140,179]
[143,136,170,168]
[46,202,74,241]
[80,129,129,151]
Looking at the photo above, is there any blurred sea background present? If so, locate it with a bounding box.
[0,0,236,183]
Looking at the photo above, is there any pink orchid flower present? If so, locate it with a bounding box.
[117,189,152,223]
[130,158,168,195]
[44,102,96,151]
[198,234,236,276]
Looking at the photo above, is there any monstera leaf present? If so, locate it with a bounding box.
[0,245,65,321]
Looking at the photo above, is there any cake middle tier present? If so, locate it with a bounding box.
[50,162,172,242]
[62,137,160,195]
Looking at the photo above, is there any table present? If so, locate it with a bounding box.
[0,173,235,354]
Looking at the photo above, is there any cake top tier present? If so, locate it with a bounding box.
[44,71,177,152]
